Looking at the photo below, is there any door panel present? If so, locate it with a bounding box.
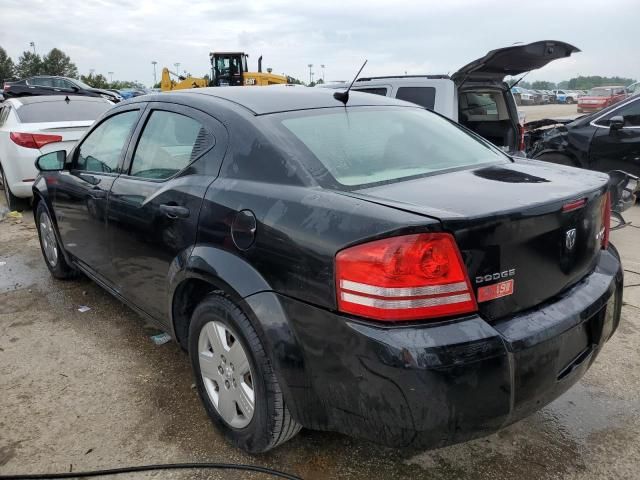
[589,99,640,177]
[53,109,142,281]
[107,104,222,324]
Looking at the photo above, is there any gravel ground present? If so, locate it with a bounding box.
[519,103,582,122]
[1,193,639,480]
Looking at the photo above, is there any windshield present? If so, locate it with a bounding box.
[73,79,94,89]
[588,88,612,97]
[276,107,506,188]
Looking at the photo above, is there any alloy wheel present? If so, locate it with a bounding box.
[198,320,255,428]
[39,211,59,267]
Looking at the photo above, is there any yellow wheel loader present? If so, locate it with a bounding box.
[161,52,287,91]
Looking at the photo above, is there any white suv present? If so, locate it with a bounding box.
[320,40,579,154]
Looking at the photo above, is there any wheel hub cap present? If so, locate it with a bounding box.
[39,212,58,267]
[198,320,255,428]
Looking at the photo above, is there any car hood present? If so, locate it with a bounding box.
[452,40,580,84]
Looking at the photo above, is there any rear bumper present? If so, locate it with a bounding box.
[246,248,623,448]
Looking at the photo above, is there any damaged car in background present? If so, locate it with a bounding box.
[526,94,639,222]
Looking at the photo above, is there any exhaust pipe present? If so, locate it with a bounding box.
[258,56,263,73]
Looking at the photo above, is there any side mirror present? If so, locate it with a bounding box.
[35,150,66,172]
[609,116,624,130]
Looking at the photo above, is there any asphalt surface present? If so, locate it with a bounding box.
[1,197,639,480]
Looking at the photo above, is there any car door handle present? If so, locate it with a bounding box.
[88,190,106,199]
[159,204,190,219]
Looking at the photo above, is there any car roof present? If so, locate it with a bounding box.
[158,85,416,115]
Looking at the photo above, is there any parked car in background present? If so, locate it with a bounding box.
[3,76,122,103]
[528,94,640,177]
[577,86,627,113]
[320,40,580,154]
[627,82,640,96]
[552,89,578,104]
[511,86,535,105]
[32,86,621,454]
[0,95,111,210]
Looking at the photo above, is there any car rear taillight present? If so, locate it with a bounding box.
[3,82,9,92]
[601,192,611,249]
[10,132,63,149]
[335,233,477,321]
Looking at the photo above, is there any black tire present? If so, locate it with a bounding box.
[535,152,579,168]
[35,201,78,280]
[189,293,301,453]
[566,97,574,104]
[0,165,29,212]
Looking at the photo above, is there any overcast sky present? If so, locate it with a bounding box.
[1,0,638,86]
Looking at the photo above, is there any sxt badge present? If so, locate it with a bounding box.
[477,279,514,303]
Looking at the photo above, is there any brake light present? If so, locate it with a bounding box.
[601,192,611,249]
[3,83,9,92]
[335,233,477,321]
[10,132,62,149]
[517,123,526,152]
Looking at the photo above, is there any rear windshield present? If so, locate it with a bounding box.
[277,106,505,188]
[588,88,613,97]
[16,100,111,123]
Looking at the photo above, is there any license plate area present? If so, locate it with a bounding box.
[556,309,602,380]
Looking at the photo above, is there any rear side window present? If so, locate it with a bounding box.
[278,107,504,188]
[395,87,436,109]
[130,110,208,180]
[354,87,388,96]
[15,100,111,123]
[76,111,139,173]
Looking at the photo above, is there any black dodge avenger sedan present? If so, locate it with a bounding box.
[32,87,623,453]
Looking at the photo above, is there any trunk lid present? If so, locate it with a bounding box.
[349,160,609,321]
[452,40,580,84]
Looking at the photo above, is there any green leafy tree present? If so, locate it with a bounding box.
[531,80,556,90]
[41,48,78,77]
[567,75,636,90]
[15,51,43,78]
[80,73,109,89]
[0,46,15,83]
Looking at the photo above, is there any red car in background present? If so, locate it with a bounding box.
[577,86,627,113]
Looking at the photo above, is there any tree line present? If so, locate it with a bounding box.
[509,76,637,91]
[0,46,143,90]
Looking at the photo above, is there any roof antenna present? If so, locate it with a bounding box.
[334,59,367,105]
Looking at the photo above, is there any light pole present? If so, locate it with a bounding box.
[151,61,157,86]
[307,64,313,85]
[174,63,181,76]
[320,64,325,82]
[108,72,114,83]
[29,42,36,54]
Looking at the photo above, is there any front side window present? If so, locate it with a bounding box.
[395,87,436,110]
[602,100,640,127]
[277,107,505,188]
[130,110,207,180]
[76,111,139,173]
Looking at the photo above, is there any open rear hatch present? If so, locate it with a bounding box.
[451,40,580,84]
[349,160,609,322]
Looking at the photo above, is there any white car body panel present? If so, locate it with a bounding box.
[0,97,108,200]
